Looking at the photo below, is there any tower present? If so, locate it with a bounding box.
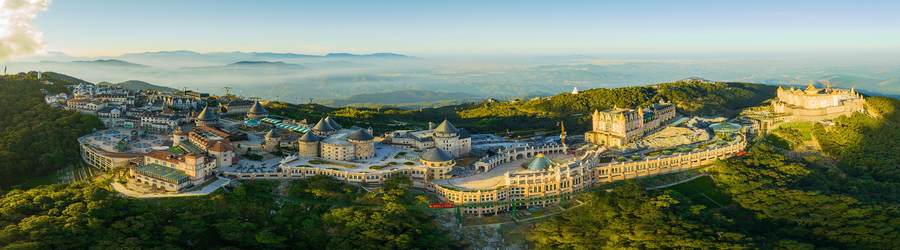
[560,121,567,144]
[264,130,281,152]
[297,132,319,158]
[172,130,189,146]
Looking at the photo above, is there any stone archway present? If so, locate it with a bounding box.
[516,154,524,161]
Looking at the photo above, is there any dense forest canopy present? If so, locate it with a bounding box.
[269,80,777,135]
[530,145,900,250]
[0,175,459,250]
[814,96,900,182]
[0,76,104,189]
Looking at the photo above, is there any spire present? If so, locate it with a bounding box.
[777,86,784,91]
[593,109,599,117]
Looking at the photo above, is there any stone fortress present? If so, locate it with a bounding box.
[382,119,472,158]
[585,100,676,147]
[771,84,866,121]
[297,116,378,161]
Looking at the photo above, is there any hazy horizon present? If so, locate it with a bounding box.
[2,0,894,59]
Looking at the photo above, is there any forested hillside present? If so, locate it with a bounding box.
[269,80,778,135]
[530,145,900,249]
[0,77,104,189]
[0,176,459,249]
[814,96,900,182]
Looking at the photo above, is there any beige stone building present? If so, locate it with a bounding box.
[772,85,865,121]
[383,120,471,157]
[419,148,456,180]
[297,117,376,161]
[131,150,217,191]
[585,101,676,147]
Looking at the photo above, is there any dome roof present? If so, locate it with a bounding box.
[248,101,267,114]
[325,116,340,129]
[244,119,261,126]
[709,122,742,133]
[297,132,319,142]
[433,119,459,134]
[197,107,217,121]
[311,118,335,132]
[346,129,375,141]
[522,153,555,171]
[265,129,278,139]
[420,148,454,162]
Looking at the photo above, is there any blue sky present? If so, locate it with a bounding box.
[32,0,900,57]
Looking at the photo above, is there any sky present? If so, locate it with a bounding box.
[27,0,900,57]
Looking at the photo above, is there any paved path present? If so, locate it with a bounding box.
[111,177,231,198]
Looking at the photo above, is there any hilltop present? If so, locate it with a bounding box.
[269,80,778,135]
[97,80,179,92]
[41,71,92,85]
[319,90,480,108]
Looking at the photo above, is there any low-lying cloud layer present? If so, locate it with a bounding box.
[0,0,51,62]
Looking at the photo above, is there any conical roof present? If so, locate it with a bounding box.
[298,132,319,142]
[197,107,217,121]
[248,101,267,114]
[806,84,817,91]
[346,129,375,141]
[420,148,455,162]
[522,153,555,171]
[265,129,278,139]
[433,119,459,134]
[311,118,334,132]
[458,128,470,139]
[325,116,340,129]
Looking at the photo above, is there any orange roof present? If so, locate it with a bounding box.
[146,150,185,164]
[196,126,231,138]
[207,141,235,152]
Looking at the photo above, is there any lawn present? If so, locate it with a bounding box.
[780,122,813,141]
[663,176,730,210]
[168,147,185,153]
[764,134,793,150]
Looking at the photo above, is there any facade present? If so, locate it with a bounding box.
[94,93,134,105]
[585,100,676,147]
[131,150,217,191]
[297,121,376,161]
[219,100,254,114]
[80,144,143,169]
[96,107,124,127]
[148,94,202,110]
[419,148,456,180]
[772,85,866,121]
[383,120,472,157]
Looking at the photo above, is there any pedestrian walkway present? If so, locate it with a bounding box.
[111,177,231,198]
